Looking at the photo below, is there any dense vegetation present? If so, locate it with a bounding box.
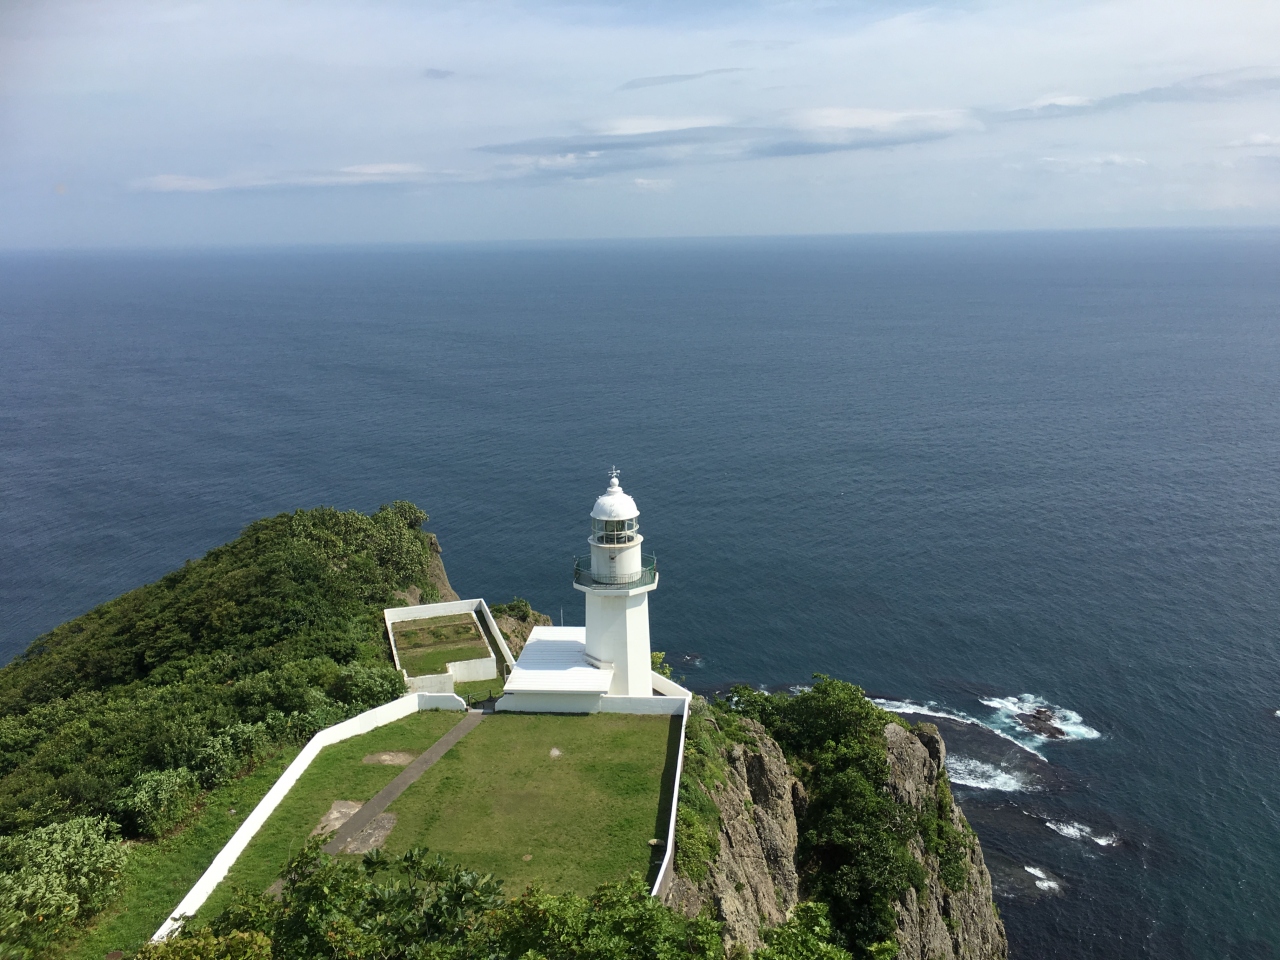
[0,503,437,954]
[720,679,972,959]
[138,841,849,960]
[0,503,973,960]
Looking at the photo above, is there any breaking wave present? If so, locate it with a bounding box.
[1046,820,1118,846]
[980,694,1101,741]
[872,698,1048,760]
[945,756,1033,792]
[1024,866,1061,892]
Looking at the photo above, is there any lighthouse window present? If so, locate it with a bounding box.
[593,517,638,544]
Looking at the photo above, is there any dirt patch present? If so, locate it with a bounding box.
[363,751,418,766]
[311,800,362,836]
[391,585,423,605]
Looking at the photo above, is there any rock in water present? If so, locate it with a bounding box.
[1016,708,1066,739]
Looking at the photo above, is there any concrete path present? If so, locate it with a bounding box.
[323,709,485,854]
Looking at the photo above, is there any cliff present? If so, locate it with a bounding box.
[668,692,1007,960]
[665,717,804,952]
[884,722,1007,960]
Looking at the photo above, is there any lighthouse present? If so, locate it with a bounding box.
[576,469,658,696]
[499,469,682,714]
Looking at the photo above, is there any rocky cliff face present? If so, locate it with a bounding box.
[665,718,805,953]
[667,714,1007,960]
[884,722,1007,960]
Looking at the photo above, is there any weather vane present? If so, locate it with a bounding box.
[608,465,620,480]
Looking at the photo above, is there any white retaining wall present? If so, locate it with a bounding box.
[448,656,498,683]
[599,695,686,715]
[650,684,692,899]
[406,673,454,694]
[153,691,465,941]
[384,598,511,692]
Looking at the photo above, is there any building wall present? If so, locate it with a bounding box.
[584,592,652,696]
[495,691,604,714]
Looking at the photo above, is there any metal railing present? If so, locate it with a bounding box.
[573,554,658,589]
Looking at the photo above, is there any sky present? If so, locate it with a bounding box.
[2,0,1279,248]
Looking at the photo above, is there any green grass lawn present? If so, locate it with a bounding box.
[56,747,300,960]
[399,643,491,676]
[453,677,507,704]
[194,710,463,923]
[393,613,491,676]
[384,713,679,895]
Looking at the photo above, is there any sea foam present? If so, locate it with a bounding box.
[1046,820,1118,846]
[872,697,1048,760]
[980,694,1102,742]
[946,756,1032,792]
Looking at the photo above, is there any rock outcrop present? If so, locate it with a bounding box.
[885,722,1007,960]
[494,609,552,658]
[667,712,1006,959]
[664,718,804,953]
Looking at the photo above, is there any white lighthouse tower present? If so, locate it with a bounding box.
[577,469,658,696]
[500,469,682,714]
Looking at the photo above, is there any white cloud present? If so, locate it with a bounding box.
[132,164,430,192]
[5,0,1280,245]
[1039,155,1149,173]
[596,116,729,136]
[1228,133,1280,147]
[1029,95,1097,109]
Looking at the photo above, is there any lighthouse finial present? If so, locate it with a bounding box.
[608,465,620,481]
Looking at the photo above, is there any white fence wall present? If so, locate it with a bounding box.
[384,598,508,692]
[152,692,465,942]
[649,678,692,899]
[448,656,497,683]
[599,695,686,715]
[406,674,454,694]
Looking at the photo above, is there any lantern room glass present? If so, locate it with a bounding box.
[592,517,638,544]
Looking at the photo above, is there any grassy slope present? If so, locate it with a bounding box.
[57,747,299,960]
[195,710,462,922]
[385,713,678,894]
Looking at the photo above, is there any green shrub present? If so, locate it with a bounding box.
[651,651,673,678]
[137,928,271,960]
[116,767,200,838]
[0,502,435,837]
[724,678,923,958]
[0,816,127,951]
[191,841,724,960]
[490,597,533,621]
[754,902,853,960]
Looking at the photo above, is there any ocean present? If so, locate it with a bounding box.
[2,231,1278,958]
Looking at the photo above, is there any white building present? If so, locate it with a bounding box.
[499,471,686,714]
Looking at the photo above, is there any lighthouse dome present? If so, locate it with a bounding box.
[591,476,639,521]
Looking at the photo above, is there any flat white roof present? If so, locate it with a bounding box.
[503,628,613,694]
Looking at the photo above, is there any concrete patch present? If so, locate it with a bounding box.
[311,800,362,836]
[363,751,417,766]
[337,813,397,854]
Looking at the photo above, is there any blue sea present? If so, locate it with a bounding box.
[2,232,1279,958]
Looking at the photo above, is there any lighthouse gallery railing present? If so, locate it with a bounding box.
[573,554,658,589]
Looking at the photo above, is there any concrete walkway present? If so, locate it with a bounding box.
[323,709,485,854]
